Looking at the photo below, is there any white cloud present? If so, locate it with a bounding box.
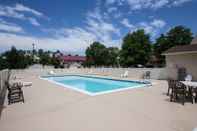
[107,7,118,13]
[121,18,166,37]
[0,4,122,53]
[151,19,166,28]
[14,4,43,17]
[0,19,24,33]
[106,0,116,4]
[105,0,193,10]
[28,18,40,26]
[85,7,120,46]
[121,18,135,28]
[0,3,44,26]
[172,0,192,6]
[0,32,91,53]
[137,19,166,37]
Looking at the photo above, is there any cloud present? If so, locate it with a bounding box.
[150,19,166,28]
[28,18,40,26]
[0,32,91,53]
[121,18,135,28]
[121,18,166,37]
[105,0,193,10]
[172,0,192,6]
[0,19,24,33]
[0,3,44,26]
[106,0,117,4]
[107,7,118,13]
[85,8,121,46]
[0,1,168,53]
[0,3,122,53]
[14,4,43,17]
[138,19,166,37]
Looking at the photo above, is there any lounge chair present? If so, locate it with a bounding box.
[121,71,129,78]
[48,70,56,75]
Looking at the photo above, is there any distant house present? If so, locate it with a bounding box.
[61,55,86,68]
[163,36,197,80]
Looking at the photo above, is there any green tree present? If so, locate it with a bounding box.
[120,29,152,67]
[38,49,44,57]
[167,25,193,46]
[153,34,169,65]
[153,26,193,66]
[0,56,9,70]
[105,47,119,67]
[4,46,29,69]
[39,53,51,67]
[85,42,108,66]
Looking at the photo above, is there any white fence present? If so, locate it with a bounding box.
[12,67,168,80]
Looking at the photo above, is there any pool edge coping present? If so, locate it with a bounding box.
[39,74,152,96]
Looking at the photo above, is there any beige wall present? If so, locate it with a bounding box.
[166,53,197,80]
[11,67,168,80]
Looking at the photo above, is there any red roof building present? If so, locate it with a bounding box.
[61,55,86,63]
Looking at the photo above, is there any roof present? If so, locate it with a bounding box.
[163,44,197,55]
[61,56,86,62]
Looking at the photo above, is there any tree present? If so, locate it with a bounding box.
[85,42,108,66]
[105,47,119,67]
[0,56,9,70]
[3,46,29,69]
[39,53,51,67]
[38,49,44,57]
[153,34,169,65]
[167,25,193,46]
[120,29,152,67]
[153,26,193,66]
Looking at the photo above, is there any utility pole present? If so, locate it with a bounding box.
[32,43,35,54]
[32,43,35,62]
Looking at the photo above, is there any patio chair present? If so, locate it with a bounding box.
[188,86,197,104]
[170,81,186,105]
[5,82,24,105]
[143,71,151,79]
[167,79,176,96]
[121,71,129,78]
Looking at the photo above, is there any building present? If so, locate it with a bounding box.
[61,55,86,68]
[163,36,197,80]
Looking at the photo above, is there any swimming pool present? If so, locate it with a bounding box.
[41,75,150,96]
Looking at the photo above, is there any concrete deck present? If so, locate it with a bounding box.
[0,72,197,131]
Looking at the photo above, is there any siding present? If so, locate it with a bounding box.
[166,53,197,80]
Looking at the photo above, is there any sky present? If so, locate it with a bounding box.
[0,0,197,55]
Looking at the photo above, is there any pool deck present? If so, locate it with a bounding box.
[0,72,197,131]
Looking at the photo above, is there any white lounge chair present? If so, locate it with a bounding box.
[121,71,129,78]
[49,70,56,75]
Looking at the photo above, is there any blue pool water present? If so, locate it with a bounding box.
[43,75,148,95]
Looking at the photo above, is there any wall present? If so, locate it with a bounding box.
[166,53,197,80]
[0,69,9,108]
[13,67,168,80]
